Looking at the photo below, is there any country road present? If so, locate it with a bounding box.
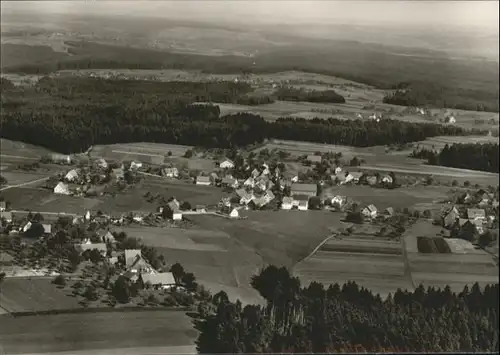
[0,177,50,192]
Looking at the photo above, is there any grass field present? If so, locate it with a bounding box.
[0,138,55,159]
[293,235,412,298]
[0,278,81,313]
[91,142,193,160]
[0,310,197,354]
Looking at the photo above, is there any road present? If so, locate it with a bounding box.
[0,177,50,192]
[0,154,38,161]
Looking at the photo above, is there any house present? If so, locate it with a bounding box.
[54,182,71,195]
[243,177,255,188]
[195,205,207,213]
[381,175,393,185]
[0,211,13,223]
[162,167,179,178]
[97,229,115,243]
[221,176,239,188]
[290,175,299,183]
[236,189,254,205]
[334,167,342,175]
[96,158,108,169]
[77,243,107,255]
[21,221,32,233]
[291,183,317,198]
[219,159,235,169]
[251,168,260,178]
[42,224,52,235]
[361,204,378,219]
[306,155,322,164]
[384,207,395,217]
[331,195,347,209]
[221,206,239,218]
[350,172,363,183]
[125,249,155,274]
[209,172,220,184]
[140,272,176,290]
[0,201,6,212]
[196,176,211,186]
[51,154,71,164]
[255,176,271,191]
[112,167,124,181]
[64,169,79,182]
[445,115,456,124]
[84,210,91,221]
[281,197,294,210]
[442,206,459,227]
[298,200,309,211]
[467,208,486,221]
[166,201,182,220]
[263,190,275,204]
[130,161,142,170]
[344,172,354,184]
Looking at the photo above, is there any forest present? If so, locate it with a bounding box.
[0,77,479,154]
[411,143,499,173]
[274,87,346,103]
[383,83,499,112]
[194,265,499,353]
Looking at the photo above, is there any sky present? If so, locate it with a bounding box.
[2,1,499,33]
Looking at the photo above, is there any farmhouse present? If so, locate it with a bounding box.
[291,183,317,198]
[384,207,395,217]
[362,205,378,219]
[162,167,179,178]
[76,243,107,255]
[54,182,71,195]
[130,161,142,170]
[140,272,176,290]
[64,169,79,182]
[0,211,13,223]
[51,154,71,164]
[219,159,235,169]
[350,172,363,183]
[281,197,294,210]
[195,205,207,213]
[196,176,211,186]
[297,199,309,211]
[251,168,260,178]
[0,201,6,212]
[467,208,486,221]
[96,229,115,243]
[331,195,347,209]
[125,249,155,274]
[306,155,322,164]
[236,189,254,205]
[166,201,182,220]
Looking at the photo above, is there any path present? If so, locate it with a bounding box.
[401,234,416,290]
[291,234,335,271]
[0,177,50,191]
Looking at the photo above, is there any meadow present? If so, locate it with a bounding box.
[0,310,197,354]
[0,277,81,313]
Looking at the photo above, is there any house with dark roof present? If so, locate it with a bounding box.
[125,249,155,274]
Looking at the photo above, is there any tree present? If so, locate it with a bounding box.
[182,272,198,292]
[53,274,66,286]
[0,272,5,292]
[170,262,185,283]
[180,201,192,211]
[184,150,193,158]
[24,222,45,239]
[112,276,131,303]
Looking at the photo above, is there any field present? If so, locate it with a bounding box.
[0,278,82,313]
[90,142,193,160]
[0,310,197,354]
[321,185,451,211]
[0,138,55,159]
[293,223,413,298]
[403,221,498,293]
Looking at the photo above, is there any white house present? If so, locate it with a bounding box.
[236,189,254,205]
[331,195,347,209]
[350,172,363,183]
[162,167,179,178]
[281,197,294,210]
[381,175,393,184]
[21,221,32,233]
[65,169,79,182]
[84,210,91,221]
[243,177,255,188]
[298,200,309,211]
[54,182,71,195]
[229,208,239,218]
[291,175,299,183]
[344,173,354,184]
[196,176,211,186]
[130,161,142,170]
[141,272,176,290]
[0,201,6,212]
[219,159,235,169]
[362,204,378,219]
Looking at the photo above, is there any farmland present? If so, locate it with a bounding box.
[293,223,413,298]
[0,277,81,313]
[0,310,197,354]
[403,221,499,293]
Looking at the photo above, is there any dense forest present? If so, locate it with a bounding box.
[411,143,499,173]
[274,87,346,103]
[2,40,498,112]
[0,77,479,154]
[195,265,499,353]
[383,83,499,112]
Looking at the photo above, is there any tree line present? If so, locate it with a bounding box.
[411,143,499,173]
[194,265,499,353]
[274,87,346,103]
[0,77,481,154]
